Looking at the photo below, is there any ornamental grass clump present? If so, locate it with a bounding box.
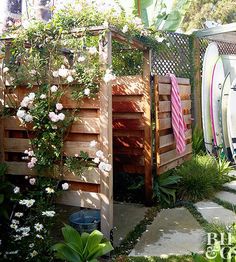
[176,155,230,202]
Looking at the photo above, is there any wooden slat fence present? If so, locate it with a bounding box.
[154,75,192,175]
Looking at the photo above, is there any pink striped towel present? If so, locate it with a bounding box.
[168,73,187,154]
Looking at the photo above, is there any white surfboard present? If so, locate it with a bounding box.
[202,43,219,154]
[210,57,225,152]
[221,55,236,82]
[227,78,236,162]
[221,73,232,160]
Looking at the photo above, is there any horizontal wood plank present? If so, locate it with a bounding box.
[112,75,144,95]
[159,143,192,167]
[159,129,192,149]
[113,101,143,113]
[159,100,191,113]
[159,115,192,130]
[158,75,190,85]
[70,117,100,134]
[113,119,144,130]
[56,190,101,209]
[158,83,191,96]
[157,154,192,175]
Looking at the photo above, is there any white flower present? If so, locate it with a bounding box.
[45,187,55,194]
[58,113,65,121]
[155,36,164,43]
[28,150,34,157]
[103,69,116,83]
[50,85,58,93]
[122,25,128,33]
[28,93,35,100]
[96,150,104,158]
[40,94,46,99]
[24,114,33,123]
[103,20,109,28]
[29,178,36,185]
[12,219,19,225]
[19,199,35,207]
[62,183,69,190]
[20,96,30,107]
[88,46,97,55]
[16,109,26,119]
[78,56,86,62]
[67,75,74,83]
[49,112,59,122]
[84,88,90,96]
[30,250,38,257]
[56,103,63,110]
[105,163,112,172]
[74,154,79,157]
[92,157,100,164]
[25,176,28,179]
[90,140,97,147]
[98,162,107,172]
[29,243,34,248]
[10,223,18,230]
[52,71,59,78]
[36,234,44,239]
[3,67,9,73]
[34,223,43,232]
[15,212,23,218]
[42,211,56,217]
[58,65,69,78]
[13,187,20,194]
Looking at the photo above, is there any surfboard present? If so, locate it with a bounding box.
[227,78,236,162]
[201,43,219,154]
[210,57,225,153]
[221,55,236,82]
[220,73,232,160]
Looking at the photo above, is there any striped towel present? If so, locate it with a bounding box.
[168,73,187,154]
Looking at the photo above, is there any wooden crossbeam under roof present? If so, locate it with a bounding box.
[194,22,236,43]
[1,25,148,51]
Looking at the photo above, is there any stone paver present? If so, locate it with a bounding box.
[129,207,204,257]
[215,191,236,206]
[113,202,148,247]
[228,171,236,178]
[195,201,236,225]
[224,181,236,191]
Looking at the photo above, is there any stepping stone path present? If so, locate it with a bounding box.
[129,207,204,257]
[195,201,236,225]
[215,191,236,206]
[223,180,236,191]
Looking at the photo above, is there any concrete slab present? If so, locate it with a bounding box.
[224,181,236,191]
[129,207,204,257]
[113,202,148,247]
[215,191,236,206]
[228,170,236,178]
[195,201,236,225]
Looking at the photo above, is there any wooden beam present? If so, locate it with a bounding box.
[193,38,202,129]
[0,58,5,162]
[143,49,153,205]
[98,31,113,239]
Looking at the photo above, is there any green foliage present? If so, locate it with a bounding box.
[0,163,12,222]
[182,0,236,32]
[192,127,204,155]
[176,155,229,202]
[52,225,113,262]
[153,172,181,205]
[216,157,233,177]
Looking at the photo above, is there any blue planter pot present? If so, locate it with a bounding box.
[69,209,100,234]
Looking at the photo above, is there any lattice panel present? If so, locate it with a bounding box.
[152,32,191,79]
[199,38,236,75]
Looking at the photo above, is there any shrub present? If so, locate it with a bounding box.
[52,225,113,262]
[192,127,205,155]
[176,155,229,202]
[153,171,181,205]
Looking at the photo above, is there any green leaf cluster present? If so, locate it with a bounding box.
[52,224,113,262]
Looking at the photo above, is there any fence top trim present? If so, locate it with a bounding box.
[0,25,149,51]
[194,23,236,43]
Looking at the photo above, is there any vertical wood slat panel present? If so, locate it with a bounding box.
[155,75,192,175]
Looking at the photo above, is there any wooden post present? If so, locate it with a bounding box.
[137,0,141,17]
[143,49,153,205]
[0,57,4,163]
[98,31,113,239]
[154,75,161,174]
[193,37,202,129]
